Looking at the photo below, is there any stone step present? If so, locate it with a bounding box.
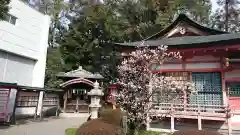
[59,113,89,118]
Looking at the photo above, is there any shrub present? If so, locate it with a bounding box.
[137,131,171,135]
[66,128,170,135]
[75,118,122,135]
[75,108,125,135]
[100,108,125,126]
[173,130,222,135]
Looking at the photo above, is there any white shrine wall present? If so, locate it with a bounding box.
[159,55,221,71]
[160,64,183,70]
[225,69,240,79]
[185,55,220,61]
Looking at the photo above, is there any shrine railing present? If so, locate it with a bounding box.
[150,103,230,120]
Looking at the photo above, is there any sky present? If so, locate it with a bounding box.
[211,0,219,11]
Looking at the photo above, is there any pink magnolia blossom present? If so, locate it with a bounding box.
[116,44,195,129]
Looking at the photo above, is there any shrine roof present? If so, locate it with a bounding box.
[115,33,240,48]
[57,66,104,79]
[145,14,227,40]
[0,82,18,87]
[19,85,63,92]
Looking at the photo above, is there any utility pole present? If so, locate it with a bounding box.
[225,0,229,32]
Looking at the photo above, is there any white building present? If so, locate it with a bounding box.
[0,0,50,88]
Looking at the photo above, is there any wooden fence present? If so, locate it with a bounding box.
[148,103,232,134]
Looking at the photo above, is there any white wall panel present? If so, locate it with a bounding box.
[0,51,7,81]
[186,63,220,69]
[160,64,183,69]
[4,53,35,86]
[225,69,240,79]
[186,55,220,61]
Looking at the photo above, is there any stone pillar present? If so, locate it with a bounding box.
[88,81,104,119]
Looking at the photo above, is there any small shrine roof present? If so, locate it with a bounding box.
[115,33,240,48]
[57,66,104,79]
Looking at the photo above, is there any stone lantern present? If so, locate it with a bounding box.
[88,81,104,119]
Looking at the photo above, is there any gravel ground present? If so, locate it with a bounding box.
[0,117,87,135]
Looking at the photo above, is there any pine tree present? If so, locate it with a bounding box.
[211,0,240,32]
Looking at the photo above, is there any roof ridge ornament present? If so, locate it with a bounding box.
[179,27,186,35]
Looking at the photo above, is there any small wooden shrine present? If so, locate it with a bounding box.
[57,66,104,113]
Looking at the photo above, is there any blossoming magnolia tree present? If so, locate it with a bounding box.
[116,44,194,132]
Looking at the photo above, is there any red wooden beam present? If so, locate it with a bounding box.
[226,78,240,82]
[168,44,240,53]
[164,60,220,64]
[152,68,222,73]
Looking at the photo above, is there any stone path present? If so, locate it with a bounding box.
[0,117,87,135]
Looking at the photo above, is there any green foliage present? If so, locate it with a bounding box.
[100,108,125,126]
[46,0,213,88]
[45,47,64,88]
[59,4,123,83]
[149,0,212,25]
[0,0,10,20]
[211,0,240,32]
[65,128,77,135]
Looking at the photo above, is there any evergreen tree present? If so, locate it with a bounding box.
[105,0,212,41]
[211,0,240,32]
[45,47,64,88]
[45,0,212,88]
[59,4,124,83]
[0,0,10,20]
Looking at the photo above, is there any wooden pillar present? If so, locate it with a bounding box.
[221,57,228,106]
[227,117,232,135]
[76,96,79,112]
[11,88,19,125]
[146,113,150,131]
[170,103,175,133]
[197,105,202,130]
[55,93,60,117]
[182,57,186,71]
[39,91,45,120]
[63,91,67,112]
[171,115,175,133]
[34,91,40,120]
[227,105,232,135]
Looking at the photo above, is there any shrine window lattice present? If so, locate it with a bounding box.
[0,88,10,112]
[152,72,223,106]
[17,96,39,107]
[43,93,59,106]
[227,83,240,97]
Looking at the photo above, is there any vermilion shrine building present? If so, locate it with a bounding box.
[114,14,240,134]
